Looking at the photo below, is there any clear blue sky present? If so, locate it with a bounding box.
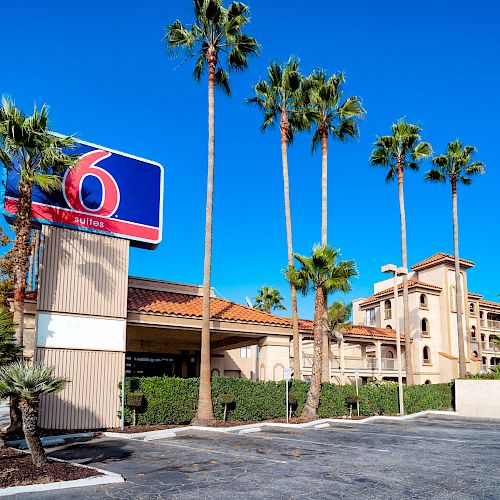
[2,1,499,319]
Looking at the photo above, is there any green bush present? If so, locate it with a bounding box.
[466,366,500,380]
[121,376,453,425]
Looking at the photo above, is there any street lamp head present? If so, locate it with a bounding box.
[396,267,408,276]
[381,264,397,274]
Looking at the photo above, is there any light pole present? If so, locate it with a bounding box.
[381,264,408,416]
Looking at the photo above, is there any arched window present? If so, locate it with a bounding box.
[471,326,476,340]
[469,302,476,316]
[421,318,430,337]
[472,350,478,358]
[423,346,431,365]
[420,294,428,309]
[384,299,392,319]
[386,325,392,330]
[424,380,432,385]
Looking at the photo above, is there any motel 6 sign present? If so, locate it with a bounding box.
[1,138,164,249]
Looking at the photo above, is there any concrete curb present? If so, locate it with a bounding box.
[103,410,458,441]
[0,449,124,497]
[7,432,95,449]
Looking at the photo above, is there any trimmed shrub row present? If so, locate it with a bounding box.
[121,376,453,426]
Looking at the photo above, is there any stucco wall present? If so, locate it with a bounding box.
[455,379,500,419]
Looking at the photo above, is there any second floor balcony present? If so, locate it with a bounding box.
[481,318,500,330]
[302,353,406,372]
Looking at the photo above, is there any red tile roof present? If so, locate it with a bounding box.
[127,288,401,340]
[468,292,483,299]
[412,252,474,271]
[347,325,403,340]
[361,280,441,305]
[479,299,500,309]
[439,351,458,361]
[128,287,298,327]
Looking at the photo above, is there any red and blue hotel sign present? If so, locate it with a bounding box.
[1,138,164,249]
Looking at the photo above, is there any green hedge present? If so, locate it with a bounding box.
[121,376,453,426]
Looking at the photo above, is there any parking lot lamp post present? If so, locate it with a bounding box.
[381,264,407,416]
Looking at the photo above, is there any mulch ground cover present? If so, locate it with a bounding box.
[0,447,102,488]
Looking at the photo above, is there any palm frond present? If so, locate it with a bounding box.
[214,68,231,95]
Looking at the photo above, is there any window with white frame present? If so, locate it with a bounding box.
[366,308,376,326]
[384,299,392,319]
[420,294,428,309]
[421,318,430,337]
[423,346,431,365]
[240,346,251,358]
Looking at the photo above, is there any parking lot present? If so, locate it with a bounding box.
[28,415,499,499]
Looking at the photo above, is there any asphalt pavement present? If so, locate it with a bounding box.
[15,414,500,499]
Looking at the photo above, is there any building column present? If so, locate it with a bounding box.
[375,340,382,377]
[339,341,345,384]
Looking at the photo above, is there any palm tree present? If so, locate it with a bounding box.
[0,360,67,466]
[425,141,485,378]
[285,245,357,418]
[248,57,310,380]
[304,70,365,381]
[165,1,259,423]
[370,119,432,385]
[253,285,286,314]
[327,301,352,342]
[0,97,76,347]
[304,70,365,245]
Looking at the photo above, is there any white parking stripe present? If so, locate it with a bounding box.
[248,434,390,453]
[325,428,469,443]
[133,438,288,464]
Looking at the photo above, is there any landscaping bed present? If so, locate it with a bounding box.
[0,447,102,488]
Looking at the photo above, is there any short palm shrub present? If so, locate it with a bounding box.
[0,360,67,466]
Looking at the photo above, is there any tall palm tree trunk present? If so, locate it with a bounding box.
[321,131,328,247]
[195,55,216,423]
[321,131,329,382]
[397,164,414,385]
[13,180,32,347]
[302,287,326,418]
[280,114,301,380]
[452,179,466,378]
[19,397,47,467]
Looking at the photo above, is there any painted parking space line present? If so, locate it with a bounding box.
[132,438,289,464]
[324,427,469,444]
[248,434,390,453]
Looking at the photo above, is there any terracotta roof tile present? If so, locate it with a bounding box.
[128,287,299,328]
[347,325,404,340]
[468,292,483,299]
[412,252,474,271]
[361,280,441,305]
[479,299,500,309]
[439,351,458,361]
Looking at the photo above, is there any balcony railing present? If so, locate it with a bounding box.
[302,353,406,372]
[480,319,500,330]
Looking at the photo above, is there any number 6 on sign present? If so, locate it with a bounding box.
[63,149,120,217]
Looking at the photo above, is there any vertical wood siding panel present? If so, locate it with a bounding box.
[36,348,123,429]
[39,227,129,318]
